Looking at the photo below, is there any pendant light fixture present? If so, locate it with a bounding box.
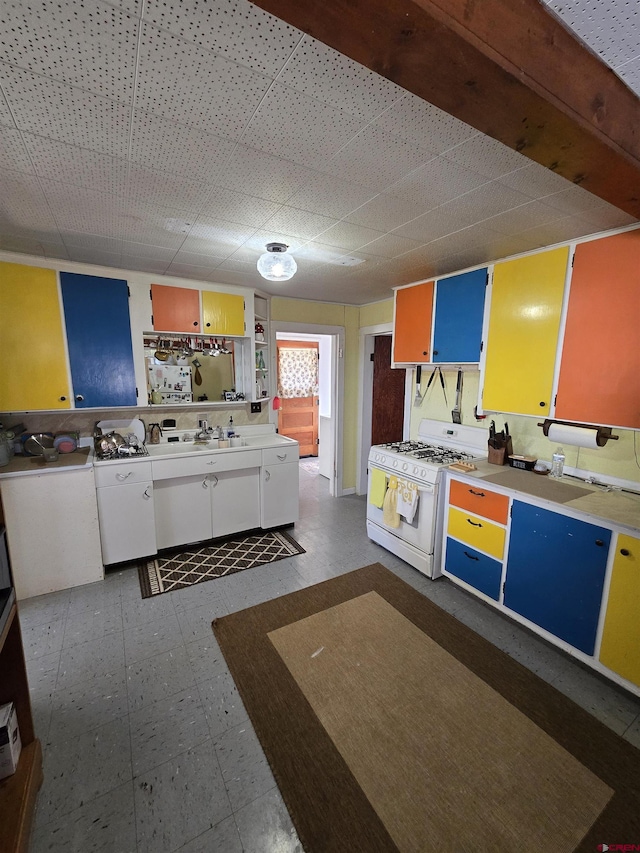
[257,242,297,281]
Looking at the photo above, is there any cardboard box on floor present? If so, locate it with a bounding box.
[0,702,22,780]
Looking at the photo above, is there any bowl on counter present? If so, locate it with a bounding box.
[23,433,54,456]
[53,434,78,454]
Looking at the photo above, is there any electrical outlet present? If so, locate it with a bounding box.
[250,402,262,413]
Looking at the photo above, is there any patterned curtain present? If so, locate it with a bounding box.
[278,347,319,398]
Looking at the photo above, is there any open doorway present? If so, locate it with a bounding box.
[272,324,343,497]
[357,324,412,495]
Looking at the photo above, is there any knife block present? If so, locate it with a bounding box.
[488,436,513,465]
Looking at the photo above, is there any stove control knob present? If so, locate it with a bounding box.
[392,459,398,468]
[413,466,419,475]
[421,469,427,479]
[402,462,408,472]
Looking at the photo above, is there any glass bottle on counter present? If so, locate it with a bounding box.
[550,446,565,478]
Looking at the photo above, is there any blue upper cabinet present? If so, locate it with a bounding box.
[60,272,137,408]
[432,268,487,363]
[504,501,610,655]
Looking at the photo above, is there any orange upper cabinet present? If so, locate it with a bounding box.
[555,231,640,429]
[392,281,434,364]
[482,247,569,417]
[202,291,245,336]
[151,284,200,333]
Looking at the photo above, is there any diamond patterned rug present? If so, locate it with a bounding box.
[137,530,305,598]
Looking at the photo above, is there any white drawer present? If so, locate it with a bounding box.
[263,445,300,465]
[94,460,152,487]
[152,449,261,481]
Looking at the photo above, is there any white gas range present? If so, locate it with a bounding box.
[366,419,488,578]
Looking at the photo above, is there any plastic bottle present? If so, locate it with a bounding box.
[550,446,565,478]
[226,415,234,438]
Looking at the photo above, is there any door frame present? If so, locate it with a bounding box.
[357,323,412,496]
[271,321,344,497]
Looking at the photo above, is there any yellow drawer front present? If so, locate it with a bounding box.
[599,533,640,687]
[447,506,506,560]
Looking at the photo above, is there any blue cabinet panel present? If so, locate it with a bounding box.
[61,273,137,408]
[504,501,610,654]
[444,537,502,600]
[432,268,487,363]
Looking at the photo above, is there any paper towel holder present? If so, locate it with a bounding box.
[537,419,619,447]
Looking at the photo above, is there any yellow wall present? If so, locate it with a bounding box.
[359,299,393,328]
[408,369,640,486]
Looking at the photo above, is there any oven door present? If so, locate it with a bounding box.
[366,467,436,553]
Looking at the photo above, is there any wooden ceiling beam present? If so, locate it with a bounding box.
[250,0,640,217]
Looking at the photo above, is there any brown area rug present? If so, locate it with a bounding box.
[213,563,640,853]
[137,530,304,598]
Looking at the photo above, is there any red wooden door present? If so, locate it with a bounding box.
[277,340,319,456]
[279,397,319,456]
[372,335,405,445]
[555,231,640,428]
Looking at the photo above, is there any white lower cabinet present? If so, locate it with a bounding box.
[95,462,156,565]
[211,468,260,536]
[154,475,212,550]
[261,446,300,528]
[1,467,104,598]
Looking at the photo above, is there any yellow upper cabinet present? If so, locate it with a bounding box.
[0,262,71,410]
[201,291,245,337]
[482,247,569,417]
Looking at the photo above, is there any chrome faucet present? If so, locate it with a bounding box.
[195,420,212,440]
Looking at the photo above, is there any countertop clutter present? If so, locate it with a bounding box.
[452,461,640,531]
[0,447,92,477]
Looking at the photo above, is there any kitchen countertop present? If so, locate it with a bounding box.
[450,461,640,533]
[0,447,93,479]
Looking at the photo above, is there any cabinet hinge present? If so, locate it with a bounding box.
[135,387,139,398]
[149,288,152,300]
[127,286,131,298]
[316,438,320,444]
[338,348,343,358]
[370,353,375,362]
[509,504,512,517]
[571,255,575,267]
[479,341,484,353]
[151,314,154,326]
[554,394,557,406]
[502,581,505,594]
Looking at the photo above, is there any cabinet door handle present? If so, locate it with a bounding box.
[265,469,271,481]
[59,395,67,401]
[466,518,482,527]
[595,539,605,547]
[620,548,631,557]
[116,472,133,481]
[193,321,199,327]
[539,401,546,407]
[210,475,218,487]
[277,454,287,461]
[202,477,209,489]
[205,322,211,327]
[207,460,217,466]
[468,489,485,497]
[75,394,84,402]
[143,486,152,499]
[463,551,479,561]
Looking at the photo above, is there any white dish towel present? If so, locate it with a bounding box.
[396,478,420,523]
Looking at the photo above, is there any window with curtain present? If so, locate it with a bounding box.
[278,347,319,398]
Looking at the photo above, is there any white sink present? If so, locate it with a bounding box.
[146,442,216,456]
[241,434,295,447]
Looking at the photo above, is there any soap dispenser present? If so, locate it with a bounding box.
[226,415,234,438]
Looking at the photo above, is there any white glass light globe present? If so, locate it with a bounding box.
[257,243,297,281]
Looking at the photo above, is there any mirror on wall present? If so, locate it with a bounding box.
[144,337,237,404]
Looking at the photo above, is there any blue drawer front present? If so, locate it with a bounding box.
[444,537,502,600]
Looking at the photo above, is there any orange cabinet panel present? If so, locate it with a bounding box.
[449,479,509,525]
[555,231,640,428]
[393,281,434,363]
[151,284,200,333]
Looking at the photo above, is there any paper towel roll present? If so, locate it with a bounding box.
[546,422,600,449]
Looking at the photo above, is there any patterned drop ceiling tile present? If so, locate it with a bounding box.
[143,0,303,78]
[0,126,33,173]
[23,135,129,196]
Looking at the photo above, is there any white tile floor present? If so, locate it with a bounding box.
[21,464,640,852]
